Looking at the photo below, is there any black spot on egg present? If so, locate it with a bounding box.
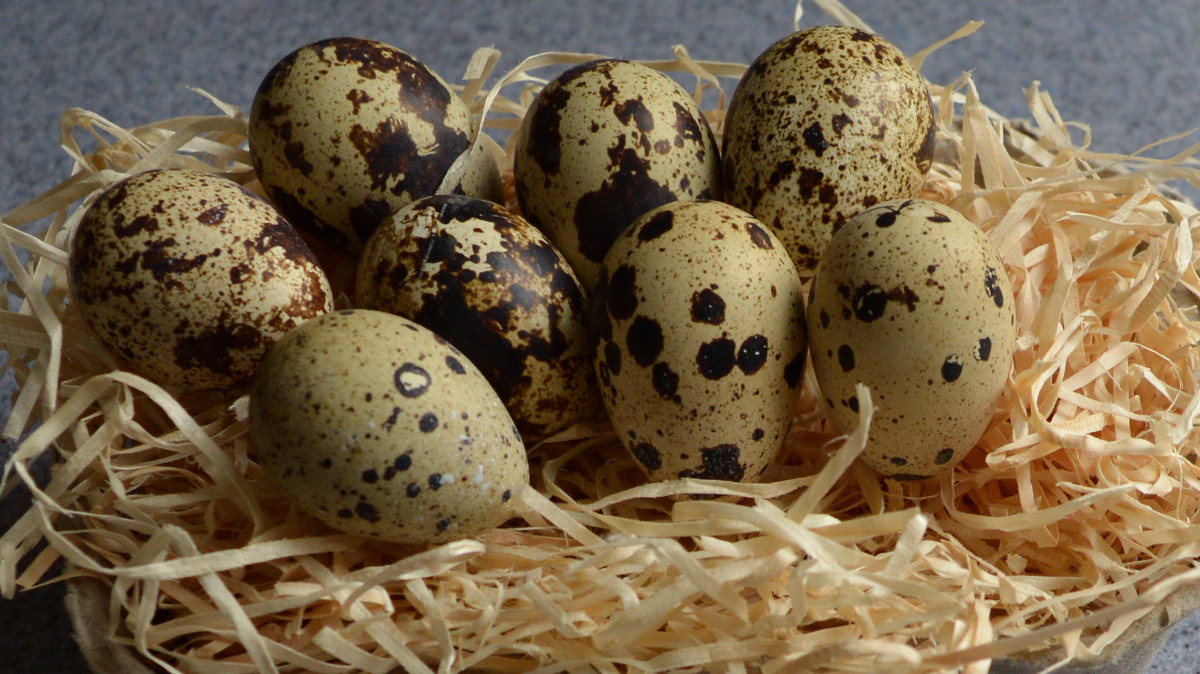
[927,212,951,223]
[875,210,898,228]
[638,209,674,240]
[984,267,1005,308]
[941,357,963,383]
[737,335,769,374]
[394,363,432,398]
[419,412,439,432]
[606,264,639,320]
[837,344,855,372]
[446,355,466,373]
[802,122,828,156]
[652,362,680,401]
[502,489,512,502]
[746,221,775,249]
[406,483,421,498]
[631,441,662,471]
[678,444,746,482]
[752,428,765,441]
[626,316,664,367]
[819,309,830,328]
[436,518,452,532]
[976,337,992,361]
[428,473,445,490]
[604,342,623,375]
[362,468,379,483]
[846,395,859,413]
[691,288,726,324]
[696,338,736,380]
[853,284,888,322]
[355,501,380,523]
[784,350,806,389]
[935,448,955,465]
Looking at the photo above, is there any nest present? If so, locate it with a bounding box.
[5,2,1200,672]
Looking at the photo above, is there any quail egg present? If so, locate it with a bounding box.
[356,194,598,444]
[68,168,333,390]
[591,200,807,485]
[722,25,936,274]
[249,309,529,543]
[807,198,1016,479]
[513,58,723,288]
[249,37,495,253]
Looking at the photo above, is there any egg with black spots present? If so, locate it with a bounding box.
[67,168,333,390]
[513,58,723,289]
[806,198,1016,479]
[249,37,495,253]
[248,309,529,544]
[356,194,598,444]
[722,25,935,275]
[591,200,807,486]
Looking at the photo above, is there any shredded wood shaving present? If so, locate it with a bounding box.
[4,4,1200,672]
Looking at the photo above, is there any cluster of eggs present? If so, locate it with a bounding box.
[66,26,1016,545]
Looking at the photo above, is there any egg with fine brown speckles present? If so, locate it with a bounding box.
[513,58,723,289]
[67,168,333,390]
[249,37,497,253]
[590,200,807,486]
[249,309,529,543]
[807,198,1016,479]
[356,194,598,444]
[722,25,936,275]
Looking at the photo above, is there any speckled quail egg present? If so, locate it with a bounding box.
[68,168,333,390]
[722,25,936,275]
[249,309,529,543]
[590,200,807,485]
[807,198,1016,479]
[513,58,723,289]
[356,194,598,444]
[249,37,495,253]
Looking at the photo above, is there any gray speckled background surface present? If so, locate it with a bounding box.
[3,1,1200,672]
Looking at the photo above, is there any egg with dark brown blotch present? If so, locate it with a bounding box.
[591,200,807,486]
[722,25,936,275]
[356,194,598,444]
[68,168,333,390]
[807,198,1016,479]
[249,37,484,253]
[513,58,723,289]
[249,309,529,544]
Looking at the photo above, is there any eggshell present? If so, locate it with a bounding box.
[248,309,529,544]
[356,194,599,444]
[68,168,333,390]
[806,198,1016,478]
[513,58,723,289]
[722,25,936,275]
[591,200,807,485]
[249,37,481,253]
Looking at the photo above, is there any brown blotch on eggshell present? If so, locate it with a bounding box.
[68,168,333,390]
[722,25,935,275]
[248,309,529,544]
[356,194,599,444]
[513,58,723,289]
[590,200,807,488]
[806,198,1016,478]
[249,37,484,253]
